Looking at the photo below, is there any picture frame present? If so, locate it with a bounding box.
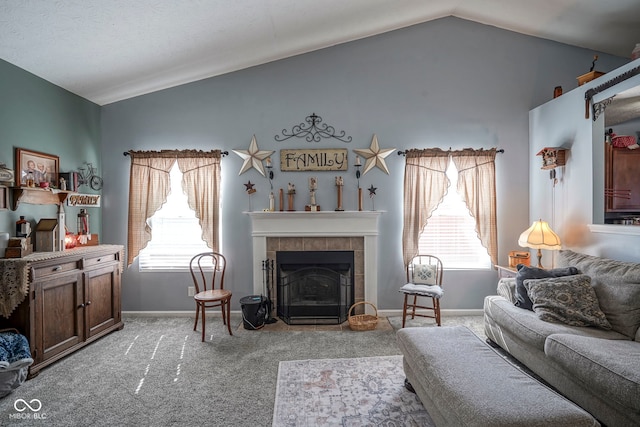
[15,148,60,188]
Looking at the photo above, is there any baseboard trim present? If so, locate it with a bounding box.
[123,309,484,318]
[377,309,483,317]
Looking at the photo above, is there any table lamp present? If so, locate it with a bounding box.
[518,219,561,268]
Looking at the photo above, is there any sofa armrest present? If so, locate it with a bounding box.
[497,278,517,303]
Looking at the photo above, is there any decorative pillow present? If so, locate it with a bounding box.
[412,264,437,285]
[524,274,612,330]
[558,250,640,339]
[514,265,579,311]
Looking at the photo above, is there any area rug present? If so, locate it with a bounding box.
[272,355,434,426]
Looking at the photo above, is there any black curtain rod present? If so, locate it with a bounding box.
[123,151,229,157]
[397,148,505,156]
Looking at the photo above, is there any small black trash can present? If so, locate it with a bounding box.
[239,295,267,330]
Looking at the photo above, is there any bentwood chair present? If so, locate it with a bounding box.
[191,252,232,341]
[399,254,444,327]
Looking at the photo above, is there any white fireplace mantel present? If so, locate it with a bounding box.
[246,211,383,307]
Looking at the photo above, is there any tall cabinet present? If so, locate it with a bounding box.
[605,144,640,215]
[0,245,124,377]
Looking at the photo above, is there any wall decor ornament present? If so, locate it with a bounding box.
[233,135,275,176]
[368,184,377,211]
[352,134,395,175]
[244,180,256,212]
[280,148,348,171]
[15,148,59,188]
[274,113,352,143]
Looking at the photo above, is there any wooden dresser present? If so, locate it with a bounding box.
[0,245,124,377]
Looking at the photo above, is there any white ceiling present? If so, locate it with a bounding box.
[2,0,640,106]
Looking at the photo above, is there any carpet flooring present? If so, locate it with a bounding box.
[0,314,483,426]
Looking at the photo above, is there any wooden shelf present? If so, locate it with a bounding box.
[11,187,73,210]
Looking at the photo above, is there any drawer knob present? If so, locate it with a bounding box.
[78,303,85,308]
[53,266,62,271]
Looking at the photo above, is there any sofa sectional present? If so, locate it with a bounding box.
[484,250,640,427]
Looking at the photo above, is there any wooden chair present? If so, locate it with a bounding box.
[400,254,444,327]
[191,252,232,341]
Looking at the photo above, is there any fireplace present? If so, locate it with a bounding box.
[277,251,354,324]
[247,211,382,312]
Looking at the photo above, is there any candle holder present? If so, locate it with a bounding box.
[265,157,274,188]
[355,161,362,211]
[265,157,275,211]
[335,176,344,211]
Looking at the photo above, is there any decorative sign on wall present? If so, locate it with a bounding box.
[66,193,101,207]
[280,149,348,171]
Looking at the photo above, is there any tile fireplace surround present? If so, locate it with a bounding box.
[246,211,383,308]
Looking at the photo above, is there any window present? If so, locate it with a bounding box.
[138,164,214,271]
[418,159,492,269]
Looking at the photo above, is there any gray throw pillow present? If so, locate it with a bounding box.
[557,250,640,339]
[524,275,612,330]
[514,264,579,311]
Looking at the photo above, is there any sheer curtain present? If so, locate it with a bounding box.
[126,149,222,267]
[451,148,498,266]
[402,148,498,267]
[177,151,222,252]
[402,148,450,267]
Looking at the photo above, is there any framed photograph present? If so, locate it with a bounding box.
[15,148,60,188]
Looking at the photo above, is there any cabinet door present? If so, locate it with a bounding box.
[608,149,640,211]
[33,272,84,363]
[84,264,121,339]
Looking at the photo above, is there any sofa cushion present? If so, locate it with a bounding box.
[483,296,625,352]
[558,250,640,339]
[524,275,611,330]
[514,265,579,310]
[545,334,640,412]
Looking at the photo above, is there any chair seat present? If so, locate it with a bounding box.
[400,283,443,298]
[194,289,232,302]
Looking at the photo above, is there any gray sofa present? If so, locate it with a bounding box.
[484,250,640,427]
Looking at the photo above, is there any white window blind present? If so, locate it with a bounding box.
[138,164,213,271]
[418,159,492,269]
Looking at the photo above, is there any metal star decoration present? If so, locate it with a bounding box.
[232,135,275,176]
[244,181,256,194]
[368,185,377,197]
[353,134,395,175]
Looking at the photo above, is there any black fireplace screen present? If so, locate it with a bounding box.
[276,251,354,324]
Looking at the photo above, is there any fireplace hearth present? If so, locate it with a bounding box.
[277,250,354,324]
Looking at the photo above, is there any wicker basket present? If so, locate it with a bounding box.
[348,301,378,331]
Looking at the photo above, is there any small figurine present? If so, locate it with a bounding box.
[335,176,344,211]
[287,183,295,211]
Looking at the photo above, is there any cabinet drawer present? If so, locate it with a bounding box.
[83,253,117,269]
[32,261,80,279]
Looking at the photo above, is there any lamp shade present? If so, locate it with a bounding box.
[518,220,561,250]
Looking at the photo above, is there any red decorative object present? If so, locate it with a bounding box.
[64,232,77,249]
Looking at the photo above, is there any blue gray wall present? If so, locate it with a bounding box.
[0,59,102,240]
[2,17,629,312]
[101,17,627,312]
[530,59,640,263]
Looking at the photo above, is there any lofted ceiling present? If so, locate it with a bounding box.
[1,0,640,106]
